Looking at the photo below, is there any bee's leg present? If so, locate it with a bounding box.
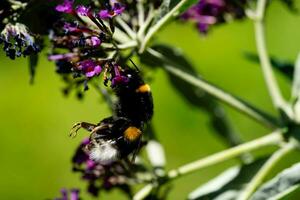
[130,139,142,163]
[70,122,97,138]
[90,124,109,134]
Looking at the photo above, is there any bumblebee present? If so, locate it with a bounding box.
[71,65,153,164]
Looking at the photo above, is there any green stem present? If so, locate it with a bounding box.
[139,0,188,53]
[137,0,145,29]
[238,141,295,200]
[133,184,154,200]
[113,27,132,43]
[167,130,282,179]
[101,40,137,50]
[253,0,291,117]
[147,48,278,128]
[133,131,283,200]
[271,185,300,200]
[116,17,137,40]
[117,41,138,49]
[137,4,154,41]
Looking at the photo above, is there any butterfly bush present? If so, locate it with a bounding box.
[181,0,247,33]
[1,0,300,200]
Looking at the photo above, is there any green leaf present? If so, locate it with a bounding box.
[178,0,198,13]
[244,52,294,80]
[28,54,38,84]
[188,157,269,200]
[279,0,298,12]
[141,44,245,149]
[251,162,300,200]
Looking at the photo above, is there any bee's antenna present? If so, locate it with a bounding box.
[129,59,140,72]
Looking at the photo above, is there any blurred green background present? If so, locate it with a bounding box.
[1,1,300,199]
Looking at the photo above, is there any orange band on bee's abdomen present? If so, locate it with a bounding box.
[124,126,142,141]
[136,84,151,93]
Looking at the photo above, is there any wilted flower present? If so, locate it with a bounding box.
[0,23,40,59]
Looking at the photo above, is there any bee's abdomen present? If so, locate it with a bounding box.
[115,83,153,125]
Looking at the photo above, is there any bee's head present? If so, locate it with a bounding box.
[111,65,143,90]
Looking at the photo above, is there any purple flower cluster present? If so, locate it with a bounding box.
[0,23,40,59]
[72,138,147,197]
[48,0,131,95]
[182,0,247,33]
[55,0,125,19]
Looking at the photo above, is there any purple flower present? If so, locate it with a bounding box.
[111,65,129,86]
[63,22,79,33]
[75,5,91,16]
[48,53,75,61]
[60,189,68,200]
[77,60,102,78]
[70,189,80,200]
[72,138,90,165]
[86,159,96,169]
[54,188,80,200]
[82,138,90,145]
[90,36,101,47]
[55,0,74,14]
[111,75,129,86]
[86,65,102,77]
[98,3,125,19]
[63,22,95,35]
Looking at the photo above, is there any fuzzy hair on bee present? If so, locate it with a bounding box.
[88,140,119,165]
[70,64,153,164]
